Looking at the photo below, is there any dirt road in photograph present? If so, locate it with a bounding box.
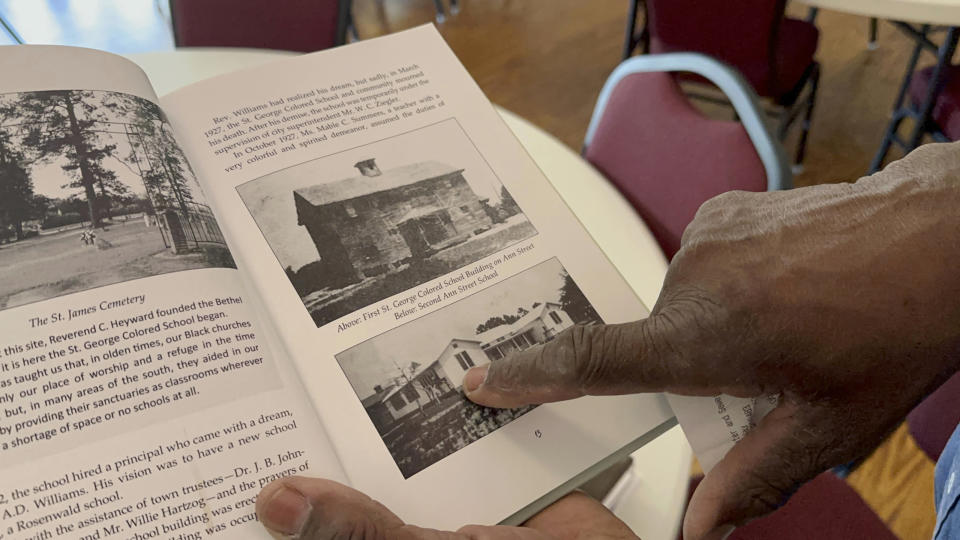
[0,221,231,310]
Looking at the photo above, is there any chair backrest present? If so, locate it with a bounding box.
[170,0,349,52]
[645,0,787,95]
[583,53,790,259]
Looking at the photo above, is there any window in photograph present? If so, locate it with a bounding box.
[514,332,533,350]
[403,385,420,402]
[390,393,406,409]
[359,241,380,261]
[456,351,475,370]
[487,346,504,361]
[550,311,562,324]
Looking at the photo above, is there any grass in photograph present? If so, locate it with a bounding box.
[381,393,535,478]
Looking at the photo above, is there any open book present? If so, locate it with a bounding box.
[0,26,688,538]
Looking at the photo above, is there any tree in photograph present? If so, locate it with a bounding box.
[498,186,520,217]
[475,306,528,334]
[17,90,123,228]
[558,270,601,325]
[85,159,131,220]
[0,106,37,241]
[391,360,428,417]
[121,95,196,215]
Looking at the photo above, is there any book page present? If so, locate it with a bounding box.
[667,394,778,472]
[160,26,674,529]
[0,46,346,540]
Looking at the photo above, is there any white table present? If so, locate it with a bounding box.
[125,49,688,540]
[793,0,960,26]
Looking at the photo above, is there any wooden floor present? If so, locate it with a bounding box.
[1,1,943,537]
[352,0,935,188]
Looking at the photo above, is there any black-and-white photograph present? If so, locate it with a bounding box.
[335,258,602,478]
[0,89,234,310]
[236,119,536,327]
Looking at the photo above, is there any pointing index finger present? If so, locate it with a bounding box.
[463,317,707,408]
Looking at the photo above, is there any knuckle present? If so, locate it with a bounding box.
[568,325,610,392]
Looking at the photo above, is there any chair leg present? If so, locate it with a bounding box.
[622,0,640,60]
[434,0,446,23]
[776,104,793,142]
[868,18,879,50]
[869,109,908,173]
[794,63,821,167]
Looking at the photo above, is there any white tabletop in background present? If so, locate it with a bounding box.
[125,48,670,311]
[792,0,960,26]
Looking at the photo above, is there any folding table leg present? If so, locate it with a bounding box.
[622,0,641,60]
[0,12,24,44]
[868,18,879,50]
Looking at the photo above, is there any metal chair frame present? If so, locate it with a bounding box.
[621,0,819,169]
[584,52,793,191]
[869,24,960,172]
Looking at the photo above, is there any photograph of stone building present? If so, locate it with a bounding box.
[293,158,497,283]
[335,258,602,478]
[237,119,535,327]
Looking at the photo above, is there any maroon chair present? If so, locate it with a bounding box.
[908,63,960,141]
[632,0,821,168]
[169,0,351,52]
[678,472,897,539]
[583,53,790,259]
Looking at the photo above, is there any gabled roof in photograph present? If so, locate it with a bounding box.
[361,384,396,407]
[476,301,562,346]
[294,161,463,207]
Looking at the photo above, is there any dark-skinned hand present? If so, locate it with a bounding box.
[256,142,960,539]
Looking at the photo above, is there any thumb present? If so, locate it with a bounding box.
[464,315,732,408]
[682,400,836,540]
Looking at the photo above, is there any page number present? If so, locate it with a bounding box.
[534,429,542,438]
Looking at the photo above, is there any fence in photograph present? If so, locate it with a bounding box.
[157,201,227,254]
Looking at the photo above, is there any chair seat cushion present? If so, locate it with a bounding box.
[680,472,897,539]
[650,17,818,102]
[909,64,960,141]
[584,71,766,259]
[907,371,960,462]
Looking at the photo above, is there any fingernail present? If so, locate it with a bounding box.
[258,484,312,536]
[463,365,489,393]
